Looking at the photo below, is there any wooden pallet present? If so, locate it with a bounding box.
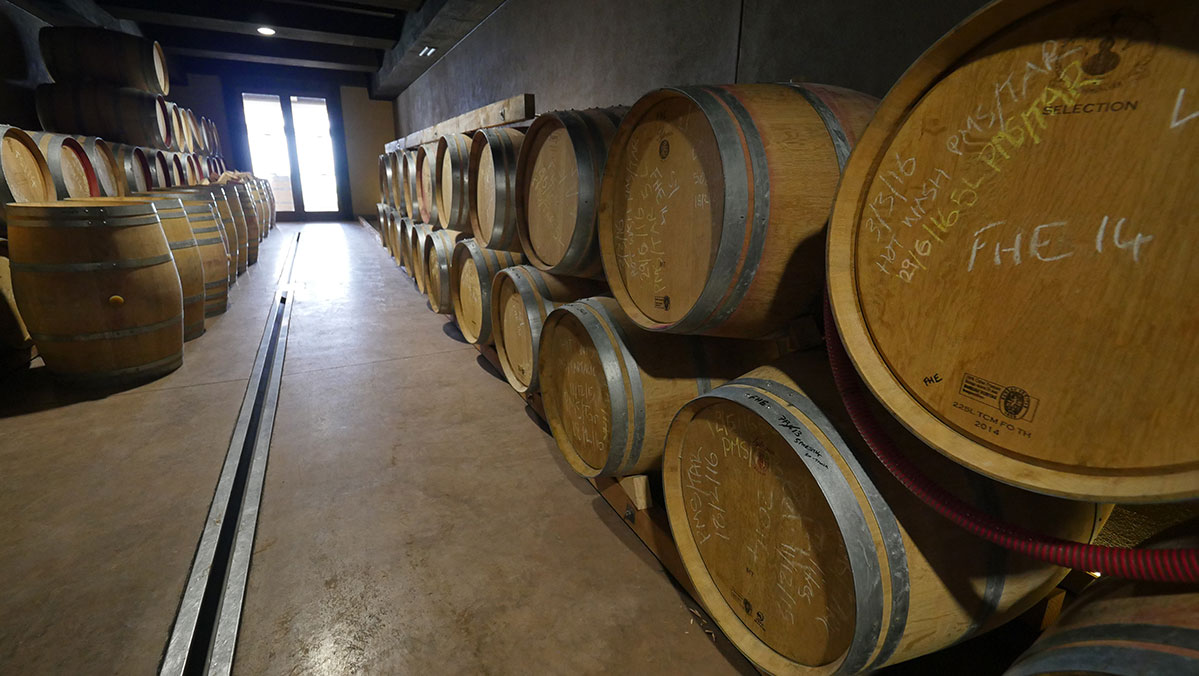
[470,335,698,599]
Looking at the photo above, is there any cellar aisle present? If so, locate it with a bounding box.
[233,222,743,674]
[0,221,745,674]
[0,226,300,674]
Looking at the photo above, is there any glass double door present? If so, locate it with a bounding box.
[242,93,341,216]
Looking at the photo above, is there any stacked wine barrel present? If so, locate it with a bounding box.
[376,1,1198,672]
[35,26,224,191]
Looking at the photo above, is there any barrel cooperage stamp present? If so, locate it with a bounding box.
[959,373,1039,422]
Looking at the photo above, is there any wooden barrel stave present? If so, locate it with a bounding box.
[39,26,168,95]
[825,0,1199,501]
[663,351,1111,674]
[435,133,472,230]
[517,108,626,278]
[539,296,788,477]
[424,229,470,313]
[469,127,524,252]
[416,143,440,226]
[450,238,525,344]
[490,265,607,393]
[7,201,183,381]
[29,132,99,199]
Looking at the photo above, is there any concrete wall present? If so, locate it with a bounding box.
[394,0,990,135]
[340,85,398,215]
[394,0,741,135]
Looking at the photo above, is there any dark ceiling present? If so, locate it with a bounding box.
[94,0,502,98]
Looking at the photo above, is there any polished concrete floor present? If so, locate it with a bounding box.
[0,222,748,674]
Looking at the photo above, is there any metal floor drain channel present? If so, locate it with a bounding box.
[160,234,300,676]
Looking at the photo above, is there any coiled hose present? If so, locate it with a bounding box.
[822,294,1199,583]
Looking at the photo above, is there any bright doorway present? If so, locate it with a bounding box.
[241,92,345,217]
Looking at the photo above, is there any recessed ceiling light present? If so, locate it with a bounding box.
[419,45,437,57]
[257,26,276,36]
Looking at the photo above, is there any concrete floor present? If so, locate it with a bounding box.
[0,222,747,674]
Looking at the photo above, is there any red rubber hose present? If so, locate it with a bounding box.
[822,294,1199,583]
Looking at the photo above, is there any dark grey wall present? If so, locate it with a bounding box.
[736,0,989,96]
[394,0,991,136]
[394,0,741,134]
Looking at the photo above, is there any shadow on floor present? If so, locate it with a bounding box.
[441,320,466,343]
[475,354,506,382]
[0,360,148,417]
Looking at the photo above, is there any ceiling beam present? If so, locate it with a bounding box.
[148,25,381,70]
[99,0,399,39]
[301,0,421,11]
[372,0,503,98]
[168,47,376,72]
[106,6,394,49]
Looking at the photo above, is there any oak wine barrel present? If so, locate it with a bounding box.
[539,296,788,477]
[435,133,471,231]
[662,351,1111,674]
[397,216,412,271]
[490,265,606,394]
[168,153,186,187]
[150,186,240,284]
[450,239,524,344]
[112,143,152,195]
[146,188,232,315]
[72,136,125,197]
[72,196,206,340]
[0,126,55,232]
[516,107,626,278]
[232,183,261,264]
[6,201,183,382]
[36,83,171,149]
[39,26,169,95]
[401,150,419,219]
[415,143,440,225]
[825,0,1199,502]
[29,132,100,199]
[1005,529,1198,675]
[423,229,470,314]
[0,253,33,373]
[597,83,876,338]
[167,102,184,152]
[145,149,172,188]
[388,150,403,210]
[409,223,436,295]
[379,154,392,207]
[469,127,524,252]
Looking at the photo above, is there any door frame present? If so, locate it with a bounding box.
[223,75,353,221]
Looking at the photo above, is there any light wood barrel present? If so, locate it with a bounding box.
[221,183,249,275]
[154,186,239,284]
[72,196,206,340]
[112,143,152,195]
[450,239,524,344]
[469,127,524,252]
[597,83,875,338]
[424,229,469,314]
[0,126,55,232]
[388,150,403,210]
[516,108,626,278]
[662,351,1111,674]
[409,223,435,294]
[36,83,171,149]
[168,153,185,187]
[147,193,229,316]
[376,202,387,248]
[825,0,1199,502]
[183,154,200,185]
[1006,530,1198,676]
[39,26,169,95]
[72,136,125,197]
[7,201,183,382]
[379,154,392,207]
[0,252,33,373]
[184,110,200,154]
[232,183,261,264]
[401,150,419,219]
[539,296,787,477]
[166,103,183,152]
[397,216,411,271]
[29,132,100,199]
[259,178,276,230]
[435,133,471,230]
[145,149,172,188]
[196,116,211,154]
[416,143,440,225]
[490,265,606,393]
